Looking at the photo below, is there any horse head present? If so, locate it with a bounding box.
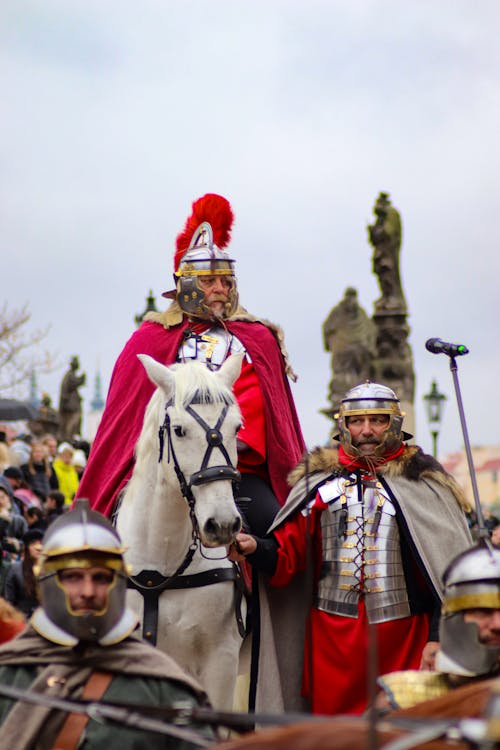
[138,353,244,548]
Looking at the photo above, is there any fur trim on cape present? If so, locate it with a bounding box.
[288,444,470,512]
[145,301,298,381]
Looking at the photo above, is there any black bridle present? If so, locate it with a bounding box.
[127,390,245,644]
[159,390,241,502]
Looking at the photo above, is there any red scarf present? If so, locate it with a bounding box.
[338,443,405,473]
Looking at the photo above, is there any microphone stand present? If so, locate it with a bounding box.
[446,354,489,540]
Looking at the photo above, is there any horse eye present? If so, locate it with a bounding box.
[235,423,242,434]
[173,425,185,438]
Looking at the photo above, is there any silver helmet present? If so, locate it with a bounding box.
[32,499,137,646]
[335,381,409,457]
[163,193,238,319]
[437,544,500,676]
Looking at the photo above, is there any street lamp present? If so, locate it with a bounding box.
[423,380,447,459]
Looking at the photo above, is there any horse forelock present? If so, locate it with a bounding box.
[135,362,238,463]
[169,361,236,409]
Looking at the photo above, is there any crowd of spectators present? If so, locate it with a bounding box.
[0,429,89,629]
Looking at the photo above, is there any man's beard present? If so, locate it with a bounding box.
[205,296,228,319]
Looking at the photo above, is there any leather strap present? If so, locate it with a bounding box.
[52,670,113,750]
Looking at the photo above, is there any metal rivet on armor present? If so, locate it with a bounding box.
[47,676,66,687]
[145,631,152,638]
[147,580,153,587]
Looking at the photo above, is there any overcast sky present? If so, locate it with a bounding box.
[2,0,499,458]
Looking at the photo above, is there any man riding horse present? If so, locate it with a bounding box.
[78,193,305,534]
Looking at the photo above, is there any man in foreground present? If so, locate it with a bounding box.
[0,499,211,749]
[230,381,472,714]
[378,541,500,709]
[78,193,304,535]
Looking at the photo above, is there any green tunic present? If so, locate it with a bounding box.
[0,626,213,749]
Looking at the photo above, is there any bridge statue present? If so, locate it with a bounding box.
[322,287,376,419]
[322,192,415,435]
[59,356,86,441]
[368,191,407,314]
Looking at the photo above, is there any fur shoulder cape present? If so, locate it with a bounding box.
[287,444,470,512]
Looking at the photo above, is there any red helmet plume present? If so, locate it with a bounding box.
[174,193,234,271]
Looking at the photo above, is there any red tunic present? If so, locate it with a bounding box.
[271,495,430,715]
[77,318,305,517]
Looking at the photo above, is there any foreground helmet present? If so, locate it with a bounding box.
[335,381,409,457]
[163,193,238,319]
[32,499,137,646]
[437,544,500,676]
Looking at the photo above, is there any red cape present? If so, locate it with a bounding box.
[77,319,305,517]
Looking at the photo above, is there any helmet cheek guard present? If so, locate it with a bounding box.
[438,544,500,676]
[164,194,239,320]
[32,499,137,646]
[175,261,238,319]
[334,382,409,458]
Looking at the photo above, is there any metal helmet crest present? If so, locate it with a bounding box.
[437,544,500,676]
[335,381,408,457]
[163,194,238,319]
[32,499,137,646]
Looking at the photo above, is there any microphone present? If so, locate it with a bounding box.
[425,338,469,357]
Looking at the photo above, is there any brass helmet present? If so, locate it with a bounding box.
[32,499,137,646]
[335,381,410,457]
[437,544,500,676]
[163,193,238,319]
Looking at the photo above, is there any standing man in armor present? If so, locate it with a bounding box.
[378,542,500,709]
[229,382,472,715]
[0,499,211,749]
[78,194,305,533]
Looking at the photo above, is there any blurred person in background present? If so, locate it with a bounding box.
[72,449,87,480]
[491,524,500,547]
[20,441,58,503]
[52,443,79,506]
[24,506,47,534]
[0,599,25,644]
[41,434,58,464]
[8,435,32,467]
[44,490,65,526]
[0,484,27,557]
[4,529,44,618]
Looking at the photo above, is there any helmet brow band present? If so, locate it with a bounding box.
[443,591,500,613]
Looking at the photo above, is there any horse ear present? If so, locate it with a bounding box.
[137,354,175,397]
[218,353,244,390]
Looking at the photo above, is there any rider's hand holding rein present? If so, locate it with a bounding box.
[227,533,257,561]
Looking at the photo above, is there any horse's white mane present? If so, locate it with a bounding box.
[134,361,236,464]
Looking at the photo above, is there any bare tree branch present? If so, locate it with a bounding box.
[0,303,58,397]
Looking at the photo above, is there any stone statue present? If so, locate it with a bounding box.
[323,287,376,416]
[29,393,60,437]
[371,318,415,404]
[59,356,86,441]
[368,192,407,314]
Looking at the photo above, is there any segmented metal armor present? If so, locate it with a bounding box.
[316,475,410,623]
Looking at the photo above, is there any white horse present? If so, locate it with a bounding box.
[116,353,247,710]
